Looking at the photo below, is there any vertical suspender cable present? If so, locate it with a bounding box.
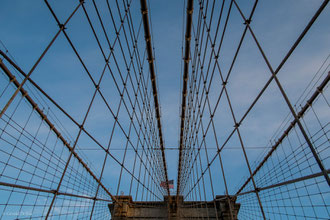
[177,0,194,197]
[140,0,170,196]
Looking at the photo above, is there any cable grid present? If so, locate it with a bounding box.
[0,0,329,219]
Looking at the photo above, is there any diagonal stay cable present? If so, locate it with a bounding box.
[236,72,330,195]
[232,0,329,186]
[1,0,164,201]
[0,1,82,119]
[184,0,329,198]
[0,59,116,202]
[0,49,163,201]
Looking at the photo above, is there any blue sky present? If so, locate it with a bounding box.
[0,0,329,219]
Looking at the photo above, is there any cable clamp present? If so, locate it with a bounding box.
[58,24,66,30]
[141,9,148,15]
[244,19,251,25]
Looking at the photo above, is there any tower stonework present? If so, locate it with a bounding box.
[108,195,240,219]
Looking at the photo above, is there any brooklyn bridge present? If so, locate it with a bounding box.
[0,0,329,219]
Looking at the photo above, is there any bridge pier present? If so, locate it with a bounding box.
[108,195,240,219]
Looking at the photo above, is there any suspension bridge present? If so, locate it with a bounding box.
[0,0,329,219]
